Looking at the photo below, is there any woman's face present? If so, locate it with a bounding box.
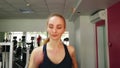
[47,16,65,40]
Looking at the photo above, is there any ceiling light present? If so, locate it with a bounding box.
[26,3,30,7]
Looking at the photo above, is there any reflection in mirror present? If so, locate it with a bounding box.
[0,31,69,68]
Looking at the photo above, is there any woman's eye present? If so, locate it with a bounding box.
[57,25,63,29]
[49,25,53,29]
[57,26,62,29]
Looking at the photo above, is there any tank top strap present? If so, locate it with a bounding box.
[63,44,69,55]
[43,44,47,55]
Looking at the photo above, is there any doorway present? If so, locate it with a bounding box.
[95,20,108,68]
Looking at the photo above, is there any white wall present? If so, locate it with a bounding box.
[0,19,47,32]
[0,19,72,32]
[74,16,96,68]
[67,21,75,46]
[74,16,81,68]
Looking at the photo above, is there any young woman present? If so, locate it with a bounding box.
[28,13,78,68]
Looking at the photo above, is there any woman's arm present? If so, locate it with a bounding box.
[28,49,37,68]
[28,46,44,68]
[68,46,78,68]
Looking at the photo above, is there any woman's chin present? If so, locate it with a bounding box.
[51,37,60,40]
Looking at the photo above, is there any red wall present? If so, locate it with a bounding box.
[107,1,120,68]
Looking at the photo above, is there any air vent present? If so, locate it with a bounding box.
[19,8,33,13]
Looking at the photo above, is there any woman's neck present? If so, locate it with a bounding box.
[48,39,62,49]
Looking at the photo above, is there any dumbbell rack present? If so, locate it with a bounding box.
[0,42,13,68]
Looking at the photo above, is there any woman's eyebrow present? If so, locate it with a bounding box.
[57,25,62,27]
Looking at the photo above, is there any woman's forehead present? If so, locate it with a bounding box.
[48,16,65,25]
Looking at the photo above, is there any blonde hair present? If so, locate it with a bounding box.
[47,13,66,28]
[43,13,66,45]
[43,38,49,45]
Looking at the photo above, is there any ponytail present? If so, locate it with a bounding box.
[43,38,49,45]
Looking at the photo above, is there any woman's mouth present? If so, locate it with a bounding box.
[51,34,58,37]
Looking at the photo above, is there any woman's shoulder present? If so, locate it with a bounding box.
[66,45,75,56]
[32,46,43,53]
[67,45,75,51]
[31,45,44,65]
[31,45,44,57]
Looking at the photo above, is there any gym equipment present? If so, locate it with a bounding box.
[30,37,34,54]
[12,36,17,51]
[24,45,30,68]
[22,36,26,49]
[10,35,36,68]
[14,36,35,68]
[0,42,13,68]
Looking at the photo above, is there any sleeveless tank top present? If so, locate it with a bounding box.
[39,44,72,68]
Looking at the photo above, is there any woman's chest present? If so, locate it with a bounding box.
[47,48,65,64]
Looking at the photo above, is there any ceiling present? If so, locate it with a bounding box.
[0,0,119,20]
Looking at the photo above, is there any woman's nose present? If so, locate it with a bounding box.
[52,28,57,33]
